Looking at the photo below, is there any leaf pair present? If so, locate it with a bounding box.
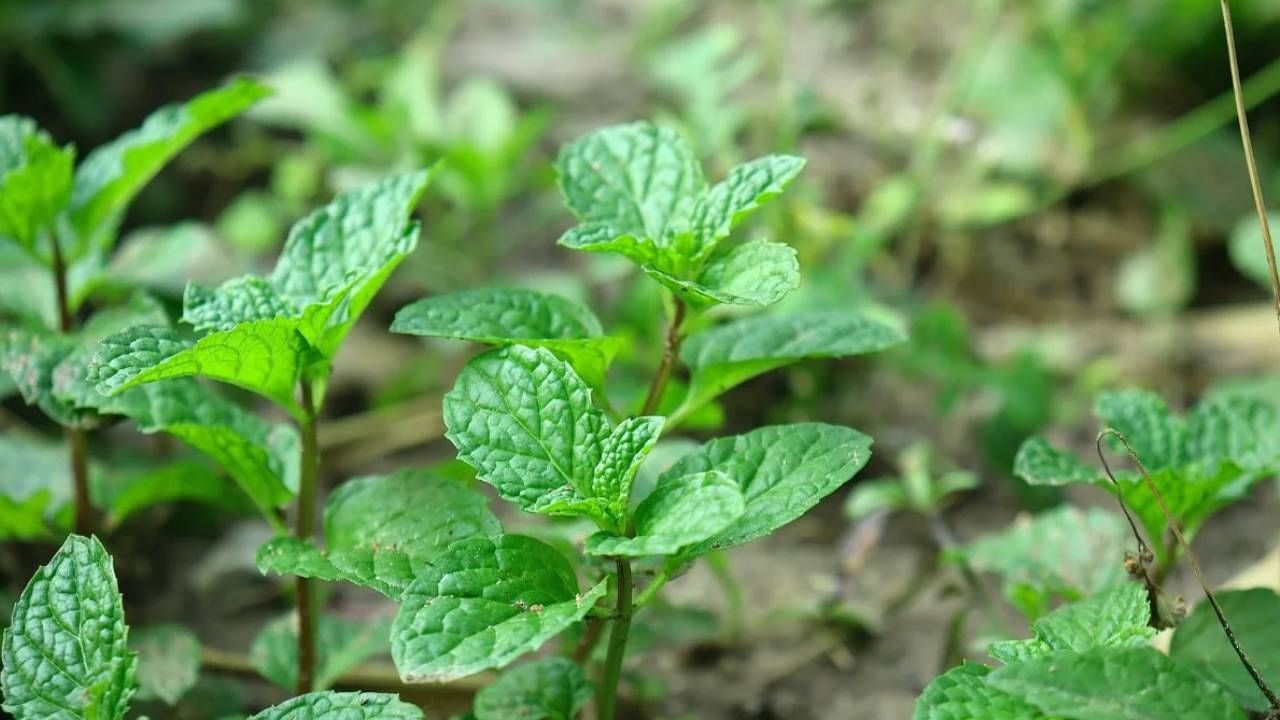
[915,583,1243,720]
[1014,389,1280,560]
[556,121,805,308]
[89,170,433,418]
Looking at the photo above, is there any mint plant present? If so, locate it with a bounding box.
[0,534,427,720]
[353,121,903,718]
[0,78,267,536]
[1014,388,1280,576]
[87,169,432,693]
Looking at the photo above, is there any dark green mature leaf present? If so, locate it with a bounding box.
[645,239,799,308]
[391,287,623,387]
[987,647,1244,720]
[675,310,906,425]
[951,507,1129,619]
[0,115,74,258]
[89,322,310,416]
[391,535,607,682]
[1,535,136,720]
[988,583,1154,663]
[251,614,391,692]
[586,470,744,557]
[656,423,871,557]
[69,78,269,251]
[914,663,1046,720]
[131,625,201,705]
[246,691,423,720]
[1170,588,1280,712]
[257,469,501,597]
[473,657,591,720]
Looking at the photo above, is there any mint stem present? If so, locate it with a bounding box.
[598,558,634,720]
[640,298,686,416]
[294,380,320,694]
[50,234,92,536]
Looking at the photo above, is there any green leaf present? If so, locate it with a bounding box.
[655,423,872,557]
[68,78,269,251]
[676,310,906,425]
[1095,389,1187,470]
[914,662,1047,720]
[246,691,423,720]
[473,657,591,720]
[0,115,74,258]
[988,583,1155,664]
[843,478,909,519]
[444,345,604,513]
[0,434,74,539]
[391,287,622,388]
[590,415,665,523]
[586,470,744,557]
[950,506,1130,619]
[391,535,607,682]
[89,323,310,417]
[97,459,243,528]
[0,326,88,426]
[256,469,501,597]
[1170,588,1280,712]
[987,647,1245,720]
[555,122,704,267]
[1,535,136,720]
[250,614,390,692]
[131,625,201,705]
[1012,437,1099,487]
[687,154,805,263]
[645,239,799,308]
[1229,211,1280,290]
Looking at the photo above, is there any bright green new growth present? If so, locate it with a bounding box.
[555,121,805,308]
[473,657,592,720]
[673,309,906,426]
[391,286,623,388]
[915,583,1242,720]
[89,170,433,417]
[131,625,201,706]
[1,535,135,720]
[391,535,607,682]
[443,344,663,533]
[0,117,74,256]
[256,469,502,597]
[586,470,744,557]
[245,691,423,720]
[1014,389,1280,561]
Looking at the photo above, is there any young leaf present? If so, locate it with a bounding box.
[556,122,705,268]
[914,662,1047,720]
[644,239,799,308]
[391,287,623,388]
[686,155,806,263]
[391,535,607,682]
[675,310,906,425]
[250,614,390,692]
[1170,588,1280,712]
[68,77,270,252]
[473,657,592,720]
[256,469,501,597]
[131,625,201,705]
[246,691,423,720]
[585,470,744,557]
[986,647,1244,720]
[591,415,665,523]
[1,535,136,720]
[655,423,871,557]
[0,115,74,258]
[949,506,1129,619]
[987,583,1155,664]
